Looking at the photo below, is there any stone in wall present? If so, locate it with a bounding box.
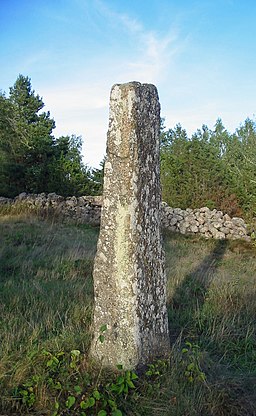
[91,82,170,369]
[0,196,12,204]
[161,204,250,241]
[0,193,251,240]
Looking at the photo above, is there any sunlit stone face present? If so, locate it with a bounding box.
[91,82,170,369]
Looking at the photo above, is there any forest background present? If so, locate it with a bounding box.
[1,75,256,220]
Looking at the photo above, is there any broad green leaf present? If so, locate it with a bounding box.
[81,397,95,409]
[66,395,76,409]
[131,372,138,380]
[74,385,82,394]
[98,411,107,416]
[118,384,124,394]
[126,379,135,389]
[80,401,86,409]
[112,410,123,416]
[108,399,117,409]
[71,349,80,357]
[116,376,125,385]
[54,381,62,390]
[54,401,59,410]
[88,397,95,407]
[100,324,107,332]
[93,390,101,400]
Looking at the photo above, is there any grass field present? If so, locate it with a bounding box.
[0,214,256,415]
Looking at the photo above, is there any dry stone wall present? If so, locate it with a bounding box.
[0,192,102,225]
[161,203,250,241]
[0,192,250,241]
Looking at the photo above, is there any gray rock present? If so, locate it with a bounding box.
[0,197,12,205]
[91,82,170,369]
[199,207,210,213]
[223,213,231,221]
[190,225,199,233]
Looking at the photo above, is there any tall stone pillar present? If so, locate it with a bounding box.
[91,82,170,369]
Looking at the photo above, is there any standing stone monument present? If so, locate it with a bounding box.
[91,82,170,369]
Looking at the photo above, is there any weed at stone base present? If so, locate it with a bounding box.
[180,341,206,384]
[10,346,179,416]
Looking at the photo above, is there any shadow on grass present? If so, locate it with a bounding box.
[168,239,228,344]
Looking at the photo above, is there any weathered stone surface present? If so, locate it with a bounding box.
[200,207,210,213]
[220,226,230,235]
[91,82,170,369]
[197,216,205,225]
[0,196,12,204]
[223,213,231,221]
[190,225,199,233]
[232,217,246,226]
[170,217,178,226]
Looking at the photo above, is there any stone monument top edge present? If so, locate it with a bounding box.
[111,81,158,90]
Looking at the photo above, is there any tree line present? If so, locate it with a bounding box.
[160,118,256,218]
[0,75,103,198]
[1,75,255,219]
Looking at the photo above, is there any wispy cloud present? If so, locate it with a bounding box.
[40,1,187,167]
[44,84,108,111]
[19,51,52,74]
[118,13,144,33]
[121,30,181,84]
[94,0,184,84]
[20,1,189,167]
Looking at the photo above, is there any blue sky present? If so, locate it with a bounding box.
[1,0,256,167]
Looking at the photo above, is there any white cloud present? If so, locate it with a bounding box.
[38,2,185,167]
[95,0,183,84]
[44,84,108,111]
[125,31,180,84]
[118,32,176,84]
[163,95,256,137]
[118,13,143,33]
[52,106,108,167]
[41,82,110,167]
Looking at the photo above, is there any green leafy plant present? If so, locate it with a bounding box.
[76,364,138,415]
[15,384,36,408]
[70,349,81,369]
[12,337,175,416]
[98,324,107,344]
[145,359,169,378]
[181,341,206,383]
[14,375,41,408]
[12,344,146,416]
[144,359,170,392]
[111,364,138,395]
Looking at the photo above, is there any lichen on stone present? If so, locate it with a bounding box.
[91,82,170,369]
